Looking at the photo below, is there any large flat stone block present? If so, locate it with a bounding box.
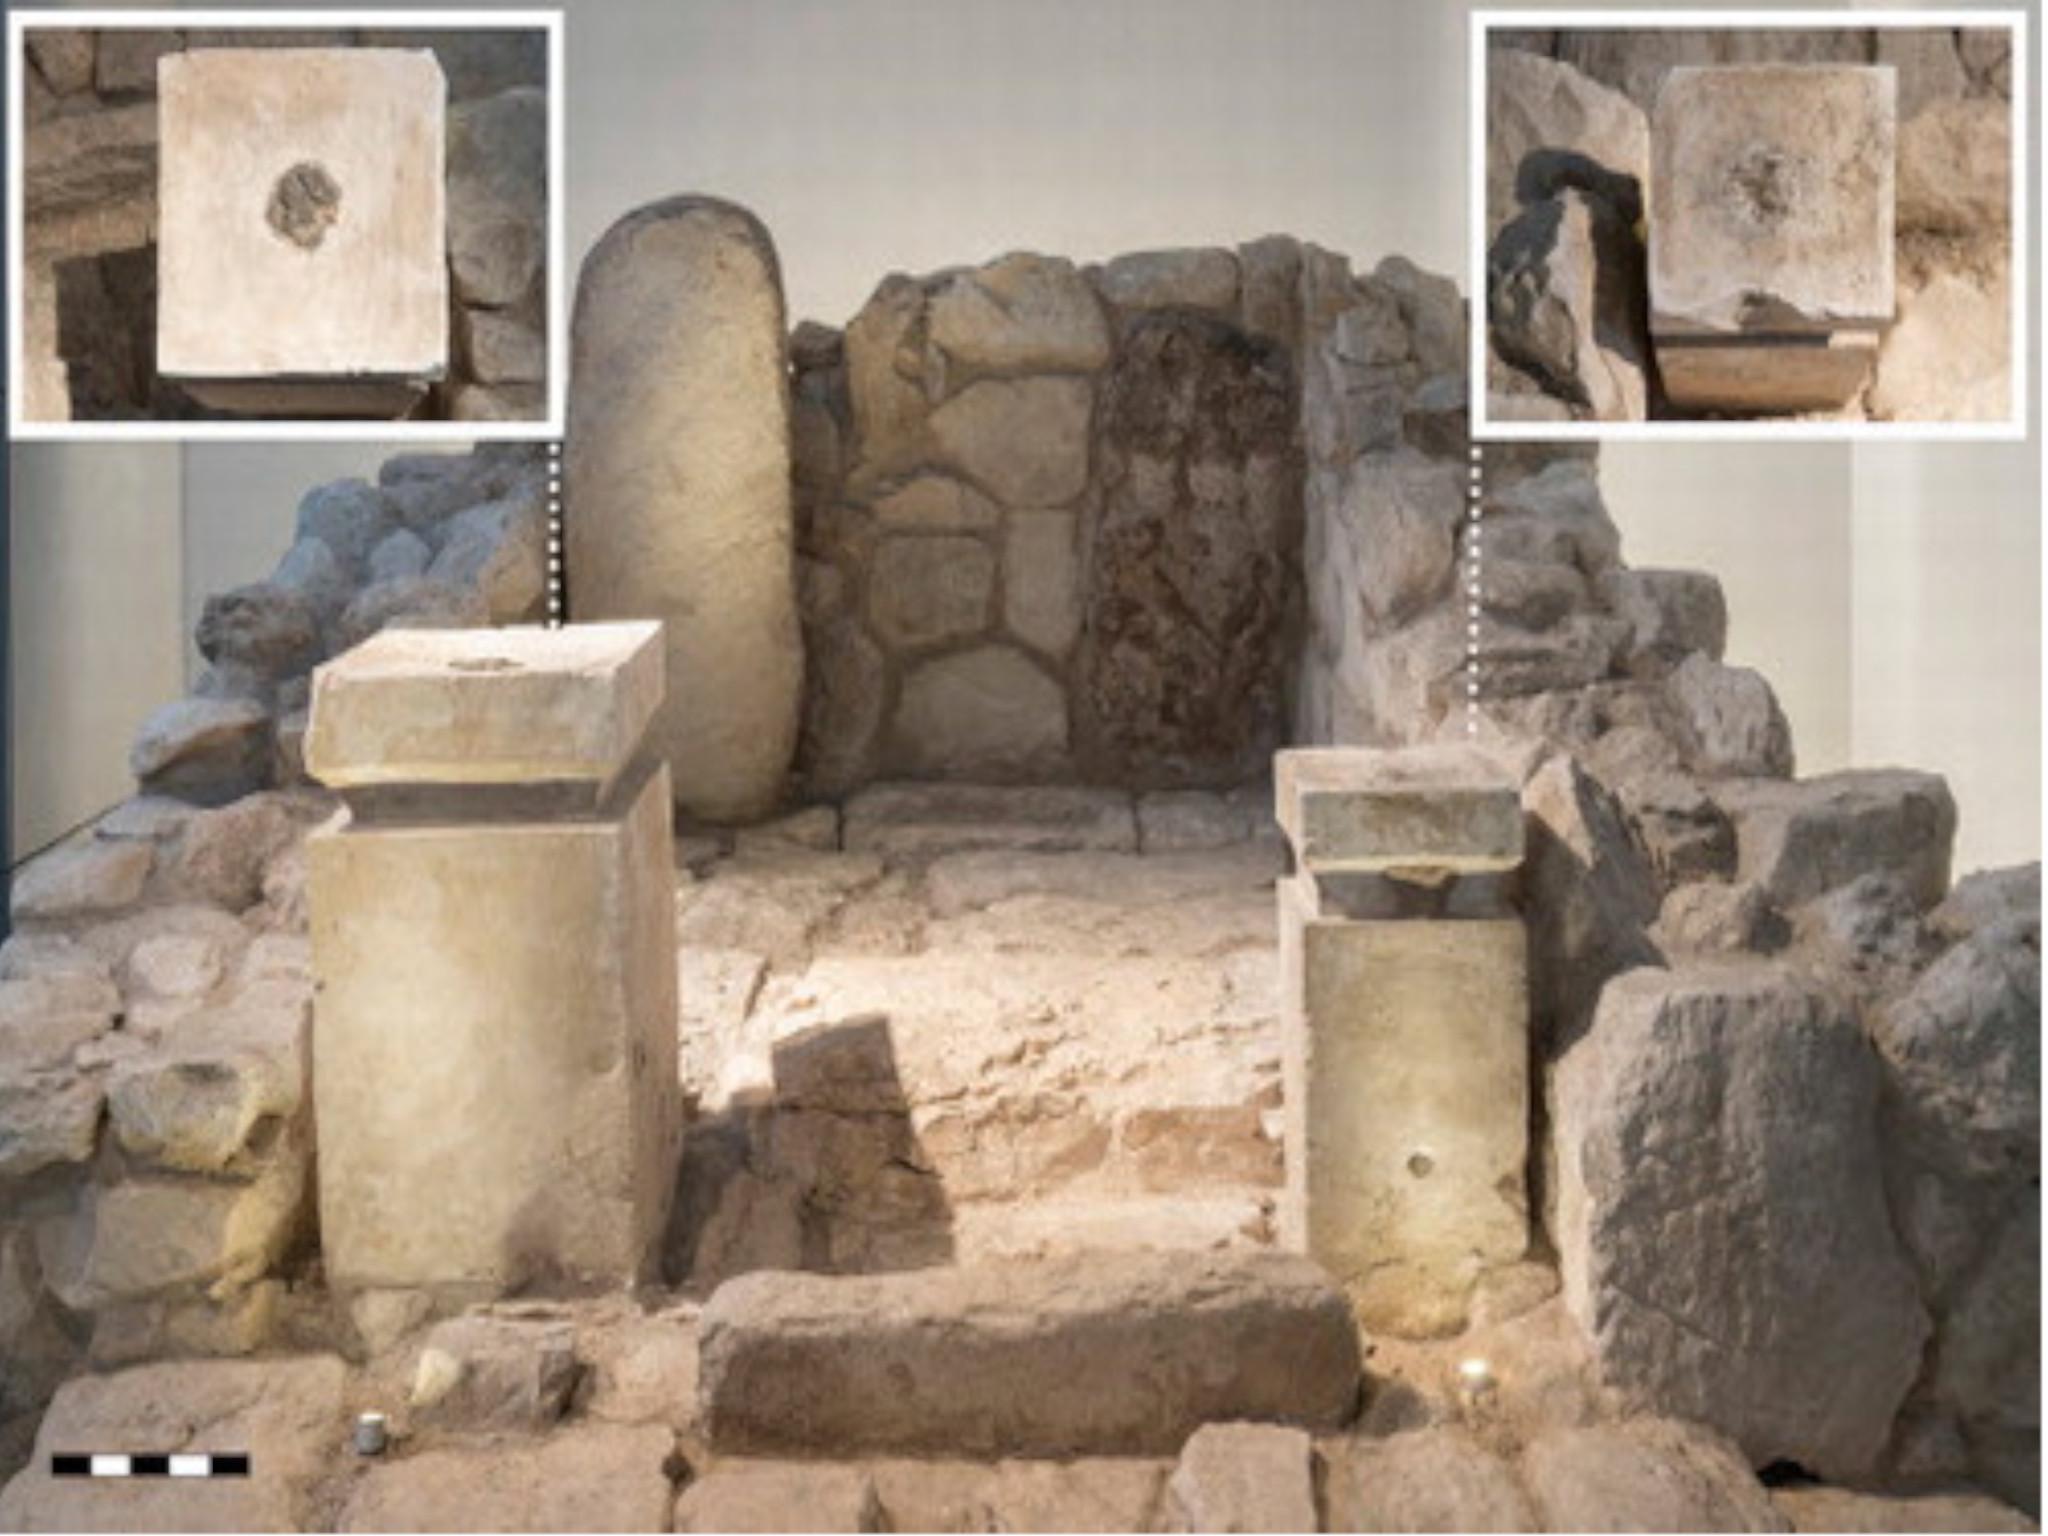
[309,761,679,1293]
[304,622,663,792]
[698,1252,1361,1456]
[566,196,803,823]
[1280,891,1530,1336]
[1553,965,1928,1479]
[157,50,448,413]
[1650,65,1895,336]
[1275,746,1523,874]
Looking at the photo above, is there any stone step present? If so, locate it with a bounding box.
[697,1250,1360,1458]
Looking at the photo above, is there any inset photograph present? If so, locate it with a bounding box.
[1477,17,2020,428]
[11,15,557,432]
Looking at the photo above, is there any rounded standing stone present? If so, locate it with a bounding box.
[566,196,803,822]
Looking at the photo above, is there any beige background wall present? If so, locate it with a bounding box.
[1602,443,1858,778]
[13,0,2041,875]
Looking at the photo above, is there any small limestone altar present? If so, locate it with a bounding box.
[1275,745,1530,1338]
[156,48,450,416]
[1649,65,1896,412]
[303,623,678,1299]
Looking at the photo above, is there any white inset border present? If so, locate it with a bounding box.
[7,7,567,442]
[1468,8,2030,442]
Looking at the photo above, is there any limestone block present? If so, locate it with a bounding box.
[841,783,1137,858]
[1553,965,1930,1479]
[22,101,157,239]
[460,307,547,385]
[566,197,802,823]
[408,1311,578,1432]
[675,1462,881,1534]
[309,762,678,1293]
[26,29,96,96]
[1650,66,1895,335]
[339,1424,677,1534]
[866,535,995,648]
[1274,746,1524,875]
[1323,1429,1536,1533]
[0,1073,104,1181]
[1095,248,1241,312]
[1340,454,1461,627]
[96,29,182,95]
[1655,333,1882,415]
[1163,1422,1317,1533]
[1869,268,2009,423]
[889,645,1069,778]
[1488,189,1649,420]
[869,474,999,532]
[1714,768,1956,908]
[926,252,1110,375]
[1598,567,1727,675]
[157,50,449,412]
[1519,1418,1784,1533]
[1666,654,1794,778]
[0,1355,347,1534]
[305,622,662,792]
[1486,48,1650,237]
[929,376,1094,506]
[1280,894,1529,1336]
[1897,96,2010,236]
[446,87,547,309]
[36,1155,307,1309]
[697,1252,1360,1457]
[1003,508,1082,657]
[107,987,307,1173]
[1773,1486,2033,1534]
[9,837,153,923]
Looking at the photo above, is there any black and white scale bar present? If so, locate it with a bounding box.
[51,1453,249,1478]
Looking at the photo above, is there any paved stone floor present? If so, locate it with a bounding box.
[0,786,2034,1531]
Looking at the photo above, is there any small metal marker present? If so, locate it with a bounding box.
[353,1413,389,1457]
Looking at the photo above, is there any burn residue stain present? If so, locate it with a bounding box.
[266,162,342,251]
[1727,146,1796,227]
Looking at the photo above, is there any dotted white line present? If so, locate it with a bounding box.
[546,440,564,629]
[1466,443,1483,736]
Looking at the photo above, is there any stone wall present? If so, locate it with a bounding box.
[131,444,550,811]
[21,27,547,422]
[790,245,1317,796]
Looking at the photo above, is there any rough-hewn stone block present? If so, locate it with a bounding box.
[1553,964,1929,1479]
[698,1252,1361,1456]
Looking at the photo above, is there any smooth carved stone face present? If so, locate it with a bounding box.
[1649,65,1895,334]
[266,161,342,250]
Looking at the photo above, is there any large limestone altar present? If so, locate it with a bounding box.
[305,624,679,1296]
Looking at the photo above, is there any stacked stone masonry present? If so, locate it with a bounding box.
[0,201,2038,1528]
